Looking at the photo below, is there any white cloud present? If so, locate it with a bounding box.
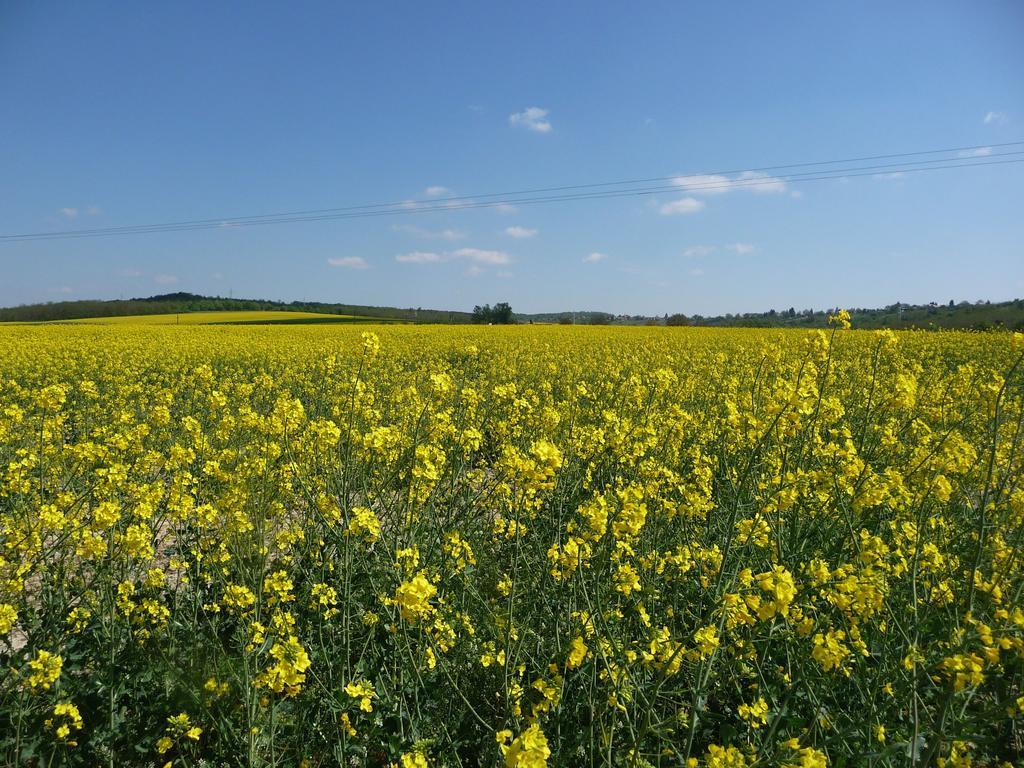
[50,285,73,294]
[873,172,905,180]
[396,247,511,266]
[394,224,466,240]
[424,186,450,197]
[682,245,715,258]
[659,197,705,215]
[583,252,607,263]
[86,205,102,215]
[118,268,143,278]
[983,111,1006,125]
[465,264,485,277]
[959,146,992,158]
[494,203,518,215]
[396,251,444,264]
[727,243,756,255]
[327,256,369,269]
[740,171,788,194]
[59,207,78,218]
[154,274,179,285]
[683,243,755,257]
[436,228,466,240]
[672,174,732,195]
[452,247,511,265]
[509,106,552,133]
[689,268,705,277]
[672,170,787,195]
[504,225,537,239]
[496,270,513,278]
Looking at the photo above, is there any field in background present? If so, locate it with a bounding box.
[55,311,392,325]
[0,292,469,325]
[0,323,1021,767]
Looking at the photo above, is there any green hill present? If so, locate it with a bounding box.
[0,292,472,324]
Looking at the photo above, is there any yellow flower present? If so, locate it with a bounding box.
[0,603,16,634]
[159,712,202,754]
[531,439,563,471]
[400,751,430,768]
[344,679,376,712]
[263,570,295,606]
[259,635,311,694]
[828,308,852,329]
[46,701,83,741]
[480,641,506,668]
[940,653,985,691]
[311,583,339,619]
[347,506,382,544]
[811,629,852,675]
[784,747,828,768]
[340,712,356,737]
[937,740,974,768]
[361,331,380,357]
[614,563,641,595]
[503,723,550,768]
[444,532,476,571]
[737,696,769,728]
[26,650,63,692]
[497,574,513,597]
[394,572,438,622]
[203,677,229,698]
[566,636,588,669]
[754,566,797,620]
[692,625,720,659]
[704,744,749,767]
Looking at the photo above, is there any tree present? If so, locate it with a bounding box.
[471,302,515,324]
[666,313,689,326]
[471,304,491,324]
[492,302,513,324]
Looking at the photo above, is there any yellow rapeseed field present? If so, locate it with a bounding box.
[0,321,1022,767]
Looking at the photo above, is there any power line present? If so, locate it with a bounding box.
[31,140,1024,231]
[23,147,1024,237]
[2,142,1022,243]
[6,156,1022,242]
[6,154,1023,241]
[5,145,1020,240]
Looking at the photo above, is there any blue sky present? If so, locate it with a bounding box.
[1,1,1022,315]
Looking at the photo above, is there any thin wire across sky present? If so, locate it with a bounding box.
[2,142,1021,243]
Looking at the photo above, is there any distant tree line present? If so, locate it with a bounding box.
[4,292,1023,331]
[0,293,474,324]
[471,302,514,324]
[684,299,1024,331]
